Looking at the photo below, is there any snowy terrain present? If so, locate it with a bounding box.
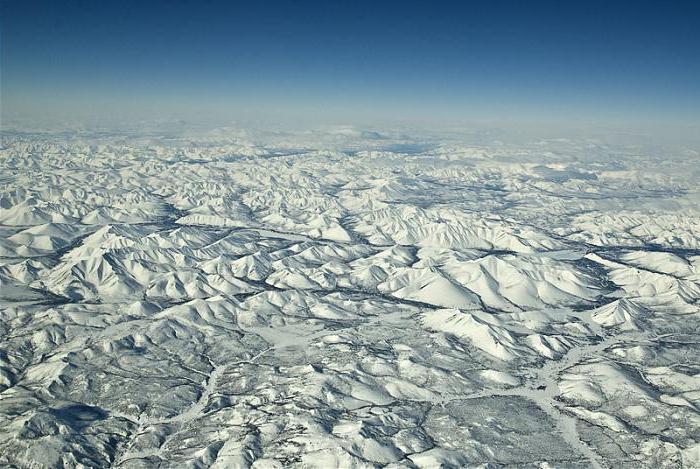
[1,126,699,468]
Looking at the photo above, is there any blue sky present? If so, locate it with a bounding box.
[2,0,699,126]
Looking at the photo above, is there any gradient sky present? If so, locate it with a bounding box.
[2,0,700,126]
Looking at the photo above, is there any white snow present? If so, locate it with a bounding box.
[1,127,698,468]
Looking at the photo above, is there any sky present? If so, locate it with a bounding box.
[2,0,700,128]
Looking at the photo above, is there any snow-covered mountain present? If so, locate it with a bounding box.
[1,128,699,468]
